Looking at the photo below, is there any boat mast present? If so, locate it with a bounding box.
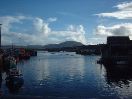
[0,24,2,49]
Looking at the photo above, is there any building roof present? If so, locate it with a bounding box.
[107,36,130,44]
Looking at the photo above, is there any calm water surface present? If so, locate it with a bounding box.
[2,51,132,98]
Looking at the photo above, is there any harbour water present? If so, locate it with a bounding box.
[2,51,132,99]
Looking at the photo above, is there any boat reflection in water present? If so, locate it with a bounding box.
[103,64,132,87]
[5,68,24,93]
[0,73,2,92]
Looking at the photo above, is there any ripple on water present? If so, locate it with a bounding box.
[3,51,132,98]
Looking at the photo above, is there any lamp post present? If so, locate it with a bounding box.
[0,24,2,49]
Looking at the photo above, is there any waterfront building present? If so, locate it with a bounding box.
[100,36,132,65]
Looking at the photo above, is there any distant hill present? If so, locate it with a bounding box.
[44,41,84,49]
[1,41,84,49]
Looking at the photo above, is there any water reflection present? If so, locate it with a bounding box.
[35,58,50,81]
[6,51,132,98]
[101,64,132,98]
[103,64,132,87]
[5,75,24,93]
[0,73,2,90]
[64,56,85,82]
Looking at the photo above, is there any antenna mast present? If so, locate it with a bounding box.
[0,24,2,49]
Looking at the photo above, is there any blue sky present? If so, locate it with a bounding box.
[0,0,132,45]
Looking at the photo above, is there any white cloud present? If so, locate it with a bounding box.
[94,2,132,44]
[115,2,132,10]
[87,37,106,45]
[50,25,87,44]
[95,23,132,36]
[33,17,51,37]
[47,17,57,22]
[33,18,87,44]
[0,16,26,33]
[96,2,132,19]
[97,11,132,19]
[0,16,87,45]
